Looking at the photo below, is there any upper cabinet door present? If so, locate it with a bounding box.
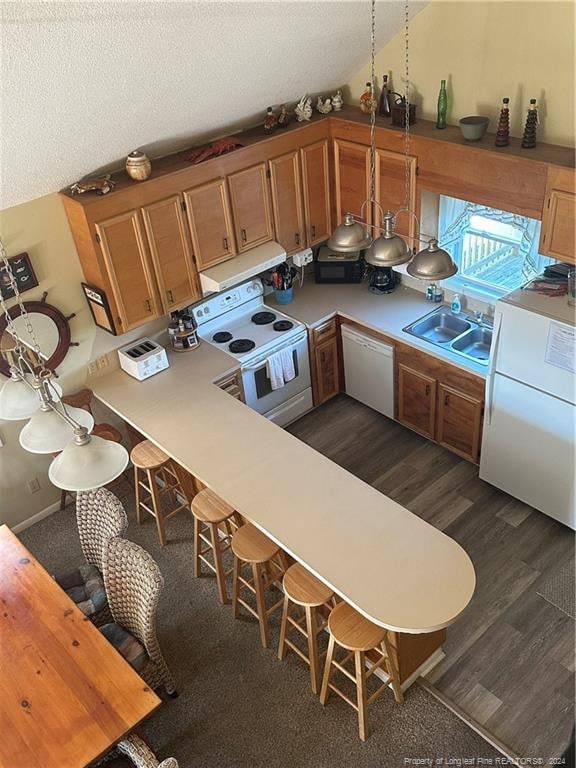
[183,179,236,271]
[227,163,275,252]
[375,149,418,249]
[333,139,371,227]
[268,151,305,254]
[539,168,575,264]
[95,210,160,332]
[301,140,332,246]
[141,195,201,312]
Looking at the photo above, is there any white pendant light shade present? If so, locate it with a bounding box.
[0,376,62,421]
[48,435,129,491]
[406,239,458,280]
[327,213,372,254]
[19,405,95,454]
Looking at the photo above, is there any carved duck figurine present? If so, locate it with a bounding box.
[295,95,313,122]
[316,96,332,114]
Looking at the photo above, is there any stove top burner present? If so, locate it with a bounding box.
[251,311,276,325]
[229,338,256,354]
[213,331,233,343]
[273,320,294,332]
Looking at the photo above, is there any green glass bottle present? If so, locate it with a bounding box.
[436,79,447,129]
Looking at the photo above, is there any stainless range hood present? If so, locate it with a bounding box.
[199,241,287,294]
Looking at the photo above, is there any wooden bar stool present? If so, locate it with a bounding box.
[320,601,403,741]
[131,440,190,546]
[277,563,336,694]
[191,488,242,604]
[231,523,286,648]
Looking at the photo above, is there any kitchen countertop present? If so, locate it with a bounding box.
[272,279,488,378]
[92,290,476,636]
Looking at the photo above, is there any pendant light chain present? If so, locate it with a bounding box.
[368,0,376,209]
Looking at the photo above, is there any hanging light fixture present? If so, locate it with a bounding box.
[407,238,458,280]
[0,238,129,490]
[327,0,457,282]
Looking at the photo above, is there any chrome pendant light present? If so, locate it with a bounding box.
[327,0,457,282]
[365,211,410,267]
[327,213,372,253]
[0,237,129,491]
[407,238,458,280]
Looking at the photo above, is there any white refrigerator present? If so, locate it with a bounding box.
[480,287,576,529]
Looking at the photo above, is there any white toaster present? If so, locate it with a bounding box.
[118,338,169,381]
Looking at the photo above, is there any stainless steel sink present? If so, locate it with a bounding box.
[451,327,492,362]
[403,306,493,366]
[409,310,471,344]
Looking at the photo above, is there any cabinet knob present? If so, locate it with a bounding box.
[311,225,316,238]
[444,393,449,406]
[223,237,229,251]
[167,290,174,304]
[241,228,247,243]
[144,299,152,313]
[295,232,301,246]
[425,384,430,396]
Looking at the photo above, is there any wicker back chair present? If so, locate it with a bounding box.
[96,733,179,767]
[103,536,176,695]
[77,488,129,571]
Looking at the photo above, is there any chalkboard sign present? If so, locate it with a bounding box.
[0,252,38,300]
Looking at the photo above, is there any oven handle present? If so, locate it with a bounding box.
[241,331,308,371]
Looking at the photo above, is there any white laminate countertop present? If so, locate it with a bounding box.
[271,280,488,378]
[92,284,476,636]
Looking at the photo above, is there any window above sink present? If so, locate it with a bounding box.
[437,195,555,299]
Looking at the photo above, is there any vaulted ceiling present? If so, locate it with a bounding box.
[0,0,427,209]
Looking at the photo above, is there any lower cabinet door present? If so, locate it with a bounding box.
[397,363,436,439]
[313,336,340,405]
[437,383,483,462]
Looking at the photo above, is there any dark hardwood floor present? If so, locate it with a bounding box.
[288,394,575,761]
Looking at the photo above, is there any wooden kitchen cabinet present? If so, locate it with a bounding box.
[375,149,417,247]
[310,318,341,406]
[227,163,274,252]
[333,139,371,226]
[396,343,485,462]
[397,364,437,439]
[301,139,332,245]
[268,151,306,254]
[539,166,576,264]
[437,383,483,463]
[183,178,236,270]
[95,210,161,332]
[141,195,201,312]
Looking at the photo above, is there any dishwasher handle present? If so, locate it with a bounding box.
[341,325,394,357]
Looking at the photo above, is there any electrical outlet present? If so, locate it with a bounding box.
[27,477,41,494]
[96,354,109,370]
[292,248,313,268]
[87,360,99,376]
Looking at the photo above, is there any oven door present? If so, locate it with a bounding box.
[241,330,311,415]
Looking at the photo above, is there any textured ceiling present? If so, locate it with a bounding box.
[0,0,426,209]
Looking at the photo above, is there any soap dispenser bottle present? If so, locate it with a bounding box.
[451,293,462,315]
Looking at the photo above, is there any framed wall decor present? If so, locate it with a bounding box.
[81,282,117,335]
[0,252,39,300]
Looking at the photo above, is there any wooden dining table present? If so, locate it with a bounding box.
[0,524,161,768]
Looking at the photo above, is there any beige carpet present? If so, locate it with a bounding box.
[20,494,504,768]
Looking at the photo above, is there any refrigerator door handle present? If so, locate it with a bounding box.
[485,312,502,427]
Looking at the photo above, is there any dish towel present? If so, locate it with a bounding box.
[266,349,296,390]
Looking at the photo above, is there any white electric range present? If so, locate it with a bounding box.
[190,280,313,426]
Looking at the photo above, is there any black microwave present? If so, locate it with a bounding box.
[314,246,364,284]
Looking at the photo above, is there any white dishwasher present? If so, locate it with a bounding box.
[341,324,395,418]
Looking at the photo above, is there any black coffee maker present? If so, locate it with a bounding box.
[367,265,397,294]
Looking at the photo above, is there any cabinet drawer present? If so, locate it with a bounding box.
[312,318,337,345]
[215,371,245,402]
